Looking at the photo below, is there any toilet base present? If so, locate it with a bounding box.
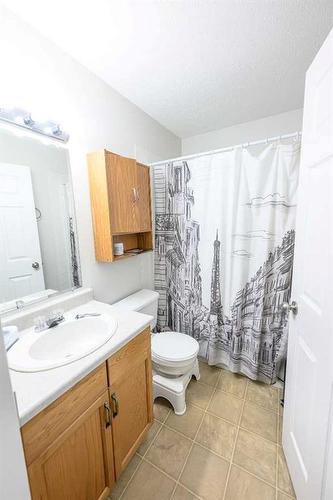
[153,359,200,415]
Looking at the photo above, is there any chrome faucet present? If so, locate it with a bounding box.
[16,300,25,310]
[46,314,65,329]
[34,311,65,332]
[75,313,101,320]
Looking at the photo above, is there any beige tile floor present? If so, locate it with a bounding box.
[109,361,296,500]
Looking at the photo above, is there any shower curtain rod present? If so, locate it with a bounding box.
[150,131,302,166]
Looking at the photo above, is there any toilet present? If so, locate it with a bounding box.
[112,289,200,415]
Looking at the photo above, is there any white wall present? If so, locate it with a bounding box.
[0,6,181,305]
[182,109,303,155]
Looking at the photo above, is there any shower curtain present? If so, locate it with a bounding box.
[153,142,300,383]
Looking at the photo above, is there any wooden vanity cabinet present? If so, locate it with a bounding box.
[107,327,153,478]
[21,365,115,500]
[87,149,153,262]
[21,328,153,500]
[26,391,114,500]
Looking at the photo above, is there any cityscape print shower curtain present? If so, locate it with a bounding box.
[153,143,300,383]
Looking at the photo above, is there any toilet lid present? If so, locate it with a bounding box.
[152,332,199,363]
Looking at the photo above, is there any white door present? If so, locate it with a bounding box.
[283,28,333,500]
[0,164,45,302]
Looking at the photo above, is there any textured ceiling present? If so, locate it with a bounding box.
[3,0,333,137]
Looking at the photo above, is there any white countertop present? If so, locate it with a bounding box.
[9,299,153,427]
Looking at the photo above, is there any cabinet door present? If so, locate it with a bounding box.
[106,152,137,234]
[27,391,115,500]
[107,328,153,477]
[135,163,152,232]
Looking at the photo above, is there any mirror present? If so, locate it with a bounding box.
[0,125,81,313]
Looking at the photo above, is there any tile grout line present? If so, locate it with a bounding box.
[189,381,280,415]
[185,398,280,439]
[164,415,279,451]
[222,378,249,500]
[225,462,280,491]
[276,488,295,499]
[117,371,283,500]
[114,457,142,500]
[160,423,279,490]
[237,423,279,445]
[118,417,166,499]
[140,437,280,496]
[167,372,280,496]
[169,367,224,499]
[141,455,202,499]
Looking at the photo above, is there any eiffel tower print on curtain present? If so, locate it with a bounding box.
[210,229,224,327]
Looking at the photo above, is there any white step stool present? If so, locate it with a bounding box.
[152,359,200,415]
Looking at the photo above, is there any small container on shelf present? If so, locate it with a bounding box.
[113,242,124,256]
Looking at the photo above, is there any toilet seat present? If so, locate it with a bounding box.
[152,332,199,376]
[152,332,199,362]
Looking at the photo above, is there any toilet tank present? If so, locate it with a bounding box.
[111,289,159,329]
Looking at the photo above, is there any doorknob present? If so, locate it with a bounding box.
[32,261,40,270]
[282,301,298,315]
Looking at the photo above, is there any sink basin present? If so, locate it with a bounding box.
[7,314,117,372]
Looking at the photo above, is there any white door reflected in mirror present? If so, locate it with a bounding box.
[0,163,45,300]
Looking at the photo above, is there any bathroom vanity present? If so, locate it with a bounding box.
[7,297,153,500]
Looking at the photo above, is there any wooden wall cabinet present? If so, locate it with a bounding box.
[21,328,153,500]
[87,150,153,262]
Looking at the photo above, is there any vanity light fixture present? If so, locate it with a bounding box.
[0,106,69,142]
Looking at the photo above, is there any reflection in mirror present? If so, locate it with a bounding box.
[0,125,81,313]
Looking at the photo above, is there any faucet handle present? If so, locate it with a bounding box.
[34,316,47,332]
[47,309,64,322]
[75,313,101,320]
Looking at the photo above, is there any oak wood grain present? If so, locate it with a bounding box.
[87,150,114,262]
[136,163,152,232]
[22,364,108,466]
[87,150,153,262]
[27,391,114,500]
[107,328,153,478]
[106,151,137,234]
